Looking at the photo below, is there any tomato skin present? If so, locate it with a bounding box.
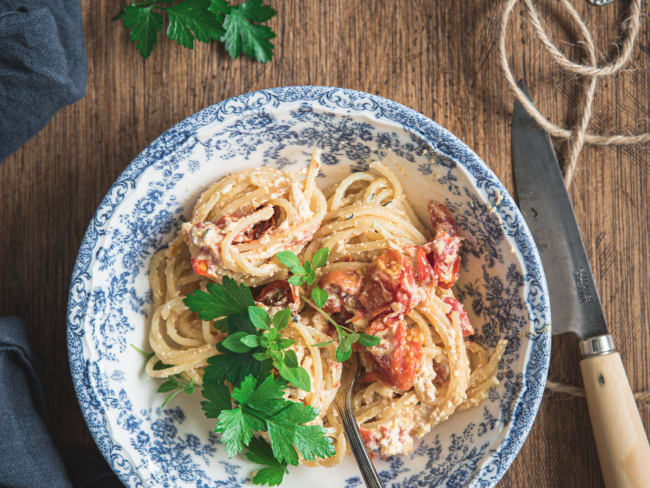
[442,296,474,336]
[362,314,422,391]
[359,249,417,319]
[319,269,363,316]
[428,201,459,235]
[191,258,217,279]
[414,246,436,286]
[255,280,299,307]
[233,206,278,244]
[424,202,462,289]
[432,360,450,387]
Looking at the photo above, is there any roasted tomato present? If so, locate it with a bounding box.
[425,202,462,289]
[426,229,461,288]
[191,258,217,279]
[414,246,436,286]
[428,201,459,235]
[432,360,450,388]
[443,296,474,336]
[318,269,363,317]
[233,206,279,244]
[359,249,417,318]
[362,314,422,391]
[255,280,299,307]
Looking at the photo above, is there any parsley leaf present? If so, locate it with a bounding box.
[231,374,259,404]
[248,306,270,329]
[200,382,232,418]
[225,313,258,334]
[216,375,335,464]
[166,0,224,48]
[311,247,329,269]
[184,276,255,320]
[245,437,288,486]
[359,333,381,347]
[252,465,287,486]
[275,251,302,271]
[159,376,194,408]
[204,349,271,387]
[222,331,255,352]
[272,308,290,330]
[219,0,276,62]
[216,407,253,457]
[311,286,328,308]
[118,0,277,61]
[122,5,163,58]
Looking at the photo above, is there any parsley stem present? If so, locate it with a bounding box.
[300,294,356,336]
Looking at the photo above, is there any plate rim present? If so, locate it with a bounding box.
[66,85,551,487]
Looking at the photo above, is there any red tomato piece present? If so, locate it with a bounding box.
[233,206,278,244]
[362,315,422,391]
[442,296,474,336]
[191,258,216,279]
[255,280,299,307]
[414,246,436,286]
[425,201,462,289]
[428,201,459,236]
[318,269,363,316]
[432,360,450,388]
[359,249,418,319]
[424,227,461,289]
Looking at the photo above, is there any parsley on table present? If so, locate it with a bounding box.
[215,375,335,464]
[117,0,277,61]
[276,248,381,362]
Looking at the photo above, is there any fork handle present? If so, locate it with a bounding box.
[340,405,383,488]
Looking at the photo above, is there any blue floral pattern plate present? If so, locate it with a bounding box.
[67,86,550,487]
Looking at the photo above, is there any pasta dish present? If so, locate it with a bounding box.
[144,150,506,473]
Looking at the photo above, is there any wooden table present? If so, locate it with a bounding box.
[1,1,647,486]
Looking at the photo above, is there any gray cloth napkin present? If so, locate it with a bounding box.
[0,316,123,488]
[0,0,87,162]
[0,316,73,488]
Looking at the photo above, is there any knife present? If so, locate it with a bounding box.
[512,80,650,487]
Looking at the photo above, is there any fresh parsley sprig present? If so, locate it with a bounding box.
[246,307,311,391]
[181,275,335,485]
[275,248,381,362]
[214,374,335,464]
[184,277,312,392]
[117,0,277,61]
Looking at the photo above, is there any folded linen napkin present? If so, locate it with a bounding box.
[0,316,120,487]
[0,0,87,162]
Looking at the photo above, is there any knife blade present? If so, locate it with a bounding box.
[512,81,608,341]
[512,80,650,488]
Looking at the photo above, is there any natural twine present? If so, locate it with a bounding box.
[499,0,649,186]
[499,0,649,404]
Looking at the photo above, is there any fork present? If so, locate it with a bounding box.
[335,352,384,488]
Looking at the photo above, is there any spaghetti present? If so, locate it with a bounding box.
[146,154,506,464]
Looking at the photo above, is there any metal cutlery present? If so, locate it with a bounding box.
[336,353,383,488]
[512,80,650,487]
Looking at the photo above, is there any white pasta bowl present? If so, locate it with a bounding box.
[67,86,550,487]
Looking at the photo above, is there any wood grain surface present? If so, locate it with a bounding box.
[1,1,648,486]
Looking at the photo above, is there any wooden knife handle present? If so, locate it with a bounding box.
[580,350,650,487]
